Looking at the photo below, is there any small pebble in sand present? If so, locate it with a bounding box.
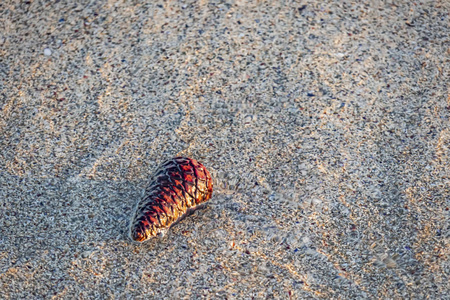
[43,48,52,56]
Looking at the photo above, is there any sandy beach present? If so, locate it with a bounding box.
[1,0,449,298]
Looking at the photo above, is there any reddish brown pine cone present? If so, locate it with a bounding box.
[129,157,213,242]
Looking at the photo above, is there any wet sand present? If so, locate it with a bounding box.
[0,1,448,298]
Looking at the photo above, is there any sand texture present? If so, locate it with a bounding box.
[0,0,449,299]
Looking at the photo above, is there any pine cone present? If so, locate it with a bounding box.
[129,157,213,242]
